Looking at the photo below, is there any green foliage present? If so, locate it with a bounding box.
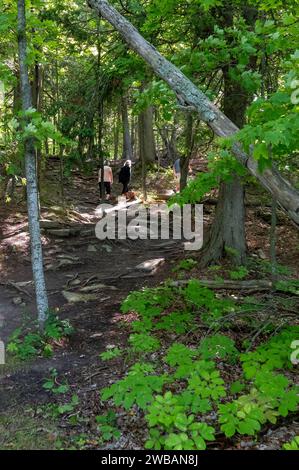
[230,380,246,395]
[99,347,122,361]
[145,391,215,450]
[187,365,226,401]
[172,258,198,272]
[17,108,70,146]
[129,333,160,353]
[169,150,247,206]
[42,369,79,418]
[101,282,298,449]
[229,266,249,280]
[275,279,299,295]
[7,329,43,360]
[133,80,175,121]
[95,411,121,442]
[164,343,198,368]
[43,368,69,395]
[240,327,299,378]
[283,436,299,450]
[183,279,235,323]
[219,369,299,438]
[254,371,299,418]
[7,313,73,360]
[155,311,194,334]
[250,259,293,277]
[198,334,239,361]
[121,287,173,319]
[218,397,264,437]
[101,363,169,410]
[228,63,299,171]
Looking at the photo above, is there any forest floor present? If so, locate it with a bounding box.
[0,162,298,450]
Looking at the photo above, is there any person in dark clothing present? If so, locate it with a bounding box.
[118,160,132,195]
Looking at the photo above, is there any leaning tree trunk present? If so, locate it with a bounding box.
[87,0,299,229]
[17,0,49,328]
[121,94,133,161]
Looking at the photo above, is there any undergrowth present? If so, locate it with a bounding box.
[7,312,73,360]
[97,280,299,450]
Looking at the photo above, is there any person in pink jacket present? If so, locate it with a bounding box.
[98,161,113,200]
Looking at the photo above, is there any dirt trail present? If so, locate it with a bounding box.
[0,172,184,413]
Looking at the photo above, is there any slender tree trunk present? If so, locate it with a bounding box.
[121,94,133,161]
[97,35,105,201]
[87,0,299,229]
[180,113,193,191]
[45,138,49,155]
[138,105,156,162]
[59,144,65,207]
[17,0,48,328]
[158,122,177,163]
[134,116,139,160]
[130,114,136,159]
[32,59,43,198]
[270,197,277,281]
[114,106,120,160]
[138,114,147,199]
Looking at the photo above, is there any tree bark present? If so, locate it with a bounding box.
[201,177,246,265]
[180,113,193,191]
[114,106,120,160]
[17,0,49,329]
[201,63,248,265]
[121,94,133,161]
[87,0,299,229]
[138,112,147,199]
[138,105,156,162]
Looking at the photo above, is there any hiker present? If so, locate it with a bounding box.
[98,161,113,200]
[118,159,132,195]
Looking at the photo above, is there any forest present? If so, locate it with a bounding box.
[0,0,298,455]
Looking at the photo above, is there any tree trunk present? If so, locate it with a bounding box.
[121,94,133,161]
[201,177,246,265]
[138,113,147,199]
[17,0,49,329]
[87,0,299,229]
[114,106,120,160]
[97,37,105,201]
[158,118,178,163]
[138,105,156,162]
[32,59,43,196]
[180,113,193,191]
[201,64,248,265]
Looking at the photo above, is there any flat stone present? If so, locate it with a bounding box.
[156,189,175,200]
[136,258,165,273]
[68,278,82,287]
[47,228,80,237]
[40,220,62,229]
[79,283,117,292]
[62,290,98,303]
